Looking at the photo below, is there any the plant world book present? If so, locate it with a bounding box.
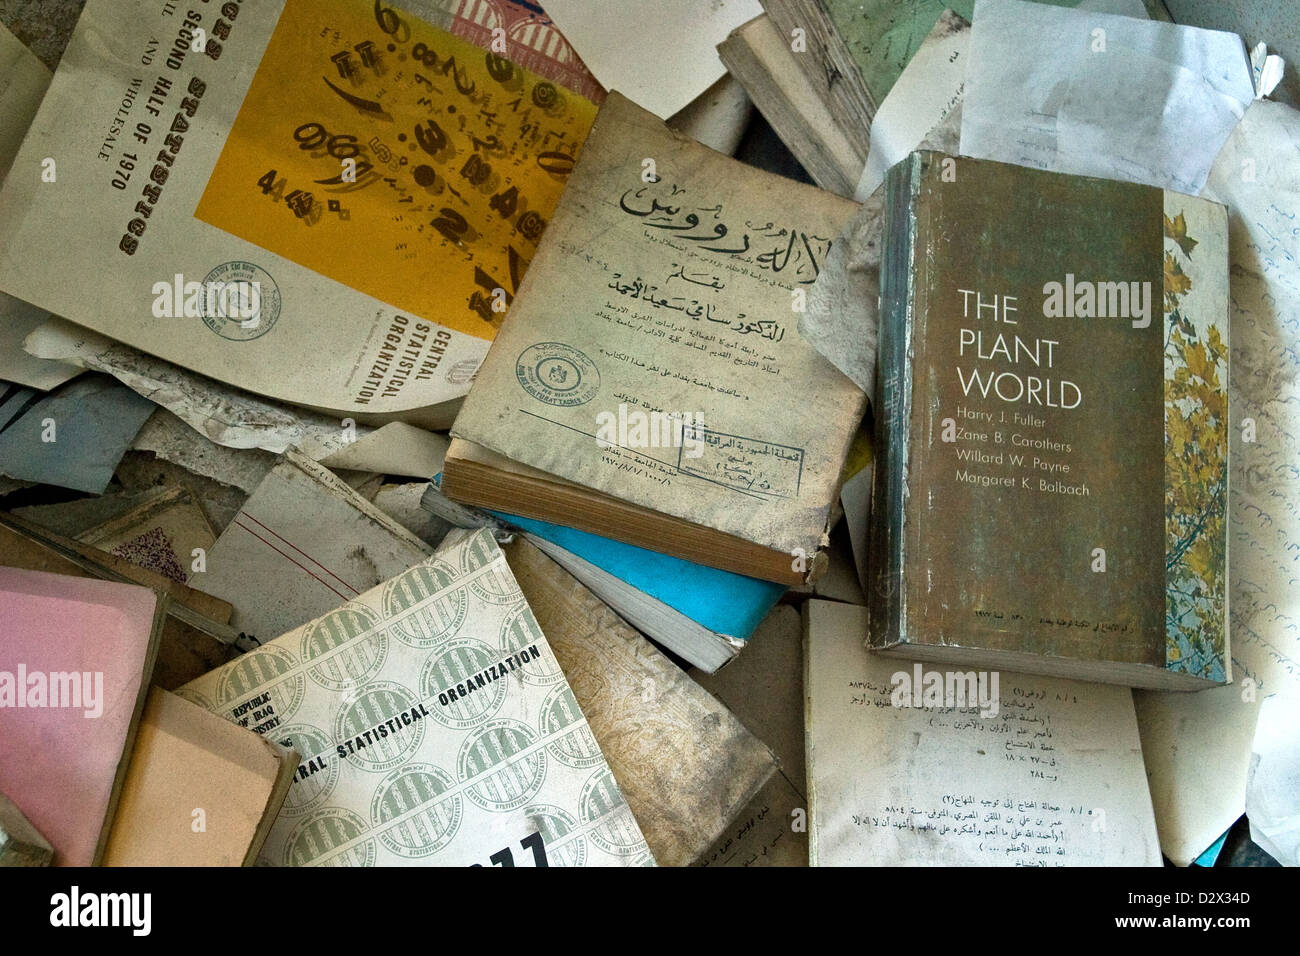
[868,150,1229,690]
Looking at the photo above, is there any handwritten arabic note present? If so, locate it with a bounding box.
[1134,99,1300,866]
[807,601,1161,865]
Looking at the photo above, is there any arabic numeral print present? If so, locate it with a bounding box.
[489,186,518,219]
[293,123,361,164]
[431,207,469,245]
[373,0,409,40]
[325,134,360,160]
[516,210,545,241]
[257,169,286,201]
[414,119,449,157]
[520,831,548,867]
[293,122,328,151]
[535,151,576,176]
[485,51,514,84]
[411,42,438,68]
[469,833,548,867]
[468,246,524,322]
[531,82,558,109]
[460,154,491,187]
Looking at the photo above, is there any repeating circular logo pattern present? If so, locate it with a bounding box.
[458,719,546,812]
[200,261,280,341]
[523,805,587,868]
[581,768,643,857]
[460,531,523,604]
[419,638,508,729]
[383,561,468,647]
[334,681,425,773]
[369,764,462,859]
[215,644,304,724]
[284,807,375,867]
[541,685,604,769]
[500,608,562,686]
[301,604,388,691]
[273,723,339,816]
[515,342,600,407]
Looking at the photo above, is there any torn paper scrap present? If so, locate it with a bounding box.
[26,319,446,476]
[800,106,964,396]
[0,375,155,494]
[1134,99,1300,866]
[198,452,432,645]
[1250,42,1285,99]
[856,11,969,202]
[960,0,1254,194]
[1245,695,1300,866]
[542,0,761,119]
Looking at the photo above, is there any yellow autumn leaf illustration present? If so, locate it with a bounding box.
[1164,251,1192,296]
[1164,210,1199,257]
[1185,341,1217,384]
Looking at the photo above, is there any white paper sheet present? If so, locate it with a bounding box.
[1246,695,1300,866]
[0,23,80,392]
[855,11,969,202]
[541,0,761,119]
[960,0,1254,194]
[1134,99,1300,866]
[26,319,446,477]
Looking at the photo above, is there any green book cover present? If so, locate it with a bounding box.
[869,151,1230,690]
[820,1,1084,108]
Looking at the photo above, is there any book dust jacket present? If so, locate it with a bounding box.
[870,151,1229,688]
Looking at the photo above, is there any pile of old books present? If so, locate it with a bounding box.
[0,0,1295,869]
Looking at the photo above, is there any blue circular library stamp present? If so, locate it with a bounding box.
[516,342,600,407]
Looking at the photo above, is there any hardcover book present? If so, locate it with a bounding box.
[869,150,1230,690]
[103,688,299,867]
[0,567,166,866]
[178,527,655,867]
[445,92,866,585]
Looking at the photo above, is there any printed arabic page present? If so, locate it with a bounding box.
[806,601,1161,866]
[1134,99,1300,866]
[453,93,865,556]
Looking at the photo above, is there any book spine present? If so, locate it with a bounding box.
[867,153,920,648]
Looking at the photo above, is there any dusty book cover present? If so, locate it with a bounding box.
[870,151,1229,687]
[503,537,776,866]
[451,92,865,558]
